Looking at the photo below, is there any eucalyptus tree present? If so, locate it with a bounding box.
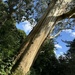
[10,0,75,75]
[1,0,75,75]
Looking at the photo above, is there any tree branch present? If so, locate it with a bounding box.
[50,30,62,39]
[57,7,75,21]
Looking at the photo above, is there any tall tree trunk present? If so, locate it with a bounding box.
[11,0,72,75]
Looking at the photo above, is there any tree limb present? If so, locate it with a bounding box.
[57,7,75,21]
[50,30,62,39]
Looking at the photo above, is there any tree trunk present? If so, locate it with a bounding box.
[11,0,72,75]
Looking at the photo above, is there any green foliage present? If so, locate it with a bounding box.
[0,0,33,74]
[11,68,23,75]
[65,39,75,75]
[67,39,75,55]
[28,39,75,75]
[0,20,26,74]
[57,39,75,75]
[0,0,33,24]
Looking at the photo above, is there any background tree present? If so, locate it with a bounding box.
[0,0,33,26]
[29,40,59,75]
[0,19,26,74]
[29,39,75,75]
[64,39,75,75]
[57,39,75,75]
[0,0,31,74]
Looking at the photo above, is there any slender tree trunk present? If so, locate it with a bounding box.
[11,0,72,75]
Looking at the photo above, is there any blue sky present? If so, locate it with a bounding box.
[16,21,33,35]
[55,29,75,57]
[16,21,75,57]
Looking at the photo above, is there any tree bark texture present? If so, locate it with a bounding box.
[11,0,72,75]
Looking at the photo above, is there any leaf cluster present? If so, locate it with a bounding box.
[0,20,26,74]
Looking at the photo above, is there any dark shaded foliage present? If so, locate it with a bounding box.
[29,39,75,75]
[0,19,26,74]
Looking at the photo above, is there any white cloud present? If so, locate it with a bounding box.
[71,32,75,37]
[22,21,32,34]
[56,54,60,58]
[63,29,75,38]
[54,50,65,58]
[54,50,56,54]
[62,29,72,33]
[57,52,65,58]
[54,50,61,58]
[55,44,62,49]
[60,52,63,55]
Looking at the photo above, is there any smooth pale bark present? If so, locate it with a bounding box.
[12,0,72,75]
